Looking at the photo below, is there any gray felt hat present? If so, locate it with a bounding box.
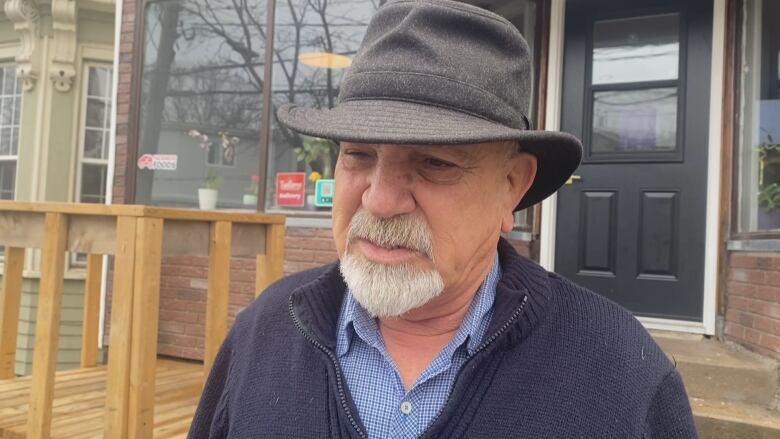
[276,0,582,211]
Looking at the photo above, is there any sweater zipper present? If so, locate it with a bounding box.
[288,297,368,439]
[289,293,528,439]
[419,294,529,439]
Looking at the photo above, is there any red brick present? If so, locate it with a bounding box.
[729,268,765,284]
[286,227,318,237]
[744,327,762,345]
[758,333,780,354]
[753,315,780,335]
[725,322,745,339]
[756,285,780,302]
[159,321,185,335]
[728,281,757,298]
[764,270,780,286]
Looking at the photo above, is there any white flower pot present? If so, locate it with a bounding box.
[243,194,258,207]
[198,188,218,210]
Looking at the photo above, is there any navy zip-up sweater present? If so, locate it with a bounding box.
[188,239,697,438]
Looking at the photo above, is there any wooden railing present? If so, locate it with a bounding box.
[0,201,285,439]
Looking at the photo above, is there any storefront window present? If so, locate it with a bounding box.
[735,0,780,232]
[264,0,542,214]
[263,0,377,213]
[135,0,266,209]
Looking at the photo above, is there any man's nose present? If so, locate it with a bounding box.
[361,159,416,218]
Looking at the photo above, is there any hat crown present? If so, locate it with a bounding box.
[339,0,533,130]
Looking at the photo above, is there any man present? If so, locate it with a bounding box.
[189,0,697,437]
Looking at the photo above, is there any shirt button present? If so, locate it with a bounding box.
[400,401,413,415]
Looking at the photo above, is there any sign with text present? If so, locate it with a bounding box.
[137,154,178,171]
[315,179,335,207]
[276,172,306,207]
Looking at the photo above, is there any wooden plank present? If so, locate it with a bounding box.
[255,223,285,297]
[0,211,45,249]
[231,223,266,258]
[204,221,232,376]
[68,216,117,255]
[127,217,164,439]
[104,216,138,439]
[0,247,25,379]
[26,213,68,439]
[81,254,103,368]
[161,221,209,257]
[0,201,145,217]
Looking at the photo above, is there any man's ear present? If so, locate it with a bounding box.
[501,152,537,233]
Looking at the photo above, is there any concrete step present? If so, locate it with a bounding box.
[653,332,778,406]
[693,398,780,439]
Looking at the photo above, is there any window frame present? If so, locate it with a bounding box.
[0,63,22,201]
[730,0,780,240]
[126,0,551,233]
[75,63,113,205]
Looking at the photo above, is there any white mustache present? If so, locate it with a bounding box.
[346,209,434,259]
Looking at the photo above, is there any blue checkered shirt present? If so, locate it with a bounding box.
[336,255,500,439]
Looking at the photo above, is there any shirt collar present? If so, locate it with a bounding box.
[336,253,501,358]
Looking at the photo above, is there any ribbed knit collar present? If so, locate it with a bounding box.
[289,237,552,352]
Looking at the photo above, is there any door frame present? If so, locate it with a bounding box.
[538,0,726,335]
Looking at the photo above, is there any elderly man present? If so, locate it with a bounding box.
[189,0,697,438]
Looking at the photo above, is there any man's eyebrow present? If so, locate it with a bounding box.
[415,146,479,162]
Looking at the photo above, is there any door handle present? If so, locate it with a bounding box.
[565,175,582,185]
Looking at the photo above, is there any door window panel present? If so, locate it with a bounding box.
[587,13,681,161]
[592,14,680,85]
[592,88,678,153]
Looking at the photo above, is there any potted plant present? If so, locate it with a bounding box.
[757,130,780,229]
[244,175,260,207]
[295,137,338,178]
[199,168,223,210]
[758,183,780,229]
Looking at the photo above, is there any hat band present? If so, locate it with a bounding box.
[339,71,530,130]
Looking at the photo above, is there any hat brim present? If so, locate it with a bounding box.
[277,100,582,211]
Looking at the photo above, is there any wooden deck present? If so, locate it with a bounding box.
[0,359,202,439]
[0,202,285,438]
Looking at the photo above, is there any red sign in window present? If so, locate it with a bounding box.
[276,172,306,207]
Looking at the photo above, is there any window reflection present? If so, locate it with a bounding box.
[592,88,678,153]
[592,14,679,86]
[137,0,266,209]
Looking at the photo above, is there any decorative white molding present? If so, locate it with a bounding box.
[4,0,41,91]
[50,0,78,92]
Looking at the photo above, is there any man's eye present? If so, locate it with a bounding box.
[423,158,456,169]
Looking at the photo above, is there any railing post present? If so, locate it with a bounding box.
[127,217,164,439]
[255,223,285,297]
[0,246,25,379]
[104,216,138,439]
[80,254,103,368]
[26,213,68,439]
[205,221,232,376]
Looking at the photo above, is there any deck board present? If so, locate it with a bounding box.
[0,359,202,438]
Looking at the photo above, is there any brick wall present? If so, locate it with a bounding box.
[724,252,780,358]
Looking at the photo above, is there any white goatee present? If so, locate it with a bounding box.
[339,209,445,318]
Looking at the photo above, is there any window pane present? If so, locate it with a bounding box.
[592,88,678,153]
[86,98,107,127]
[88,68,111,97]
[84,129,104,159]
[592,14,679,85]
[265,0,542,213]
[0,161,15,200]
[135,0,264,210]
[80,163,107,204]
[736,0,780,232]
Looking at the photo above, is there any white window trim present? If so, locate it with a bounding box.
[74,63,113,205]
